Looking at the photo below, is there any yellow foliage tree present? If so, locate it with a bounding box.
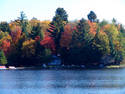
[21,39,36,58]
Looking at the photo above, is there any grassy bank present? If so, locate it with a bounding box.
[106,63,125,69]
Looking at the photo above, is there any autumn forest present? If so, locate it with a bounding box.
[0,8,125,68]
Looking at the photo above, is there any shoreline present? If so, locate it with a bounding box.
[106,64,125,69]
[1,64,125,70]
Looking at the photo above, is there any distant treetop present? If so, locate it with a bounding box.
[53,7,68,22]
[87,11,97,22]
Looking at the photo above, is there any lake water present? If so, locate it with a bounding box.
[0,69,125,94]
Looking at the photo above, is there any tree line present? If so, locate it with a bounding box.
[0,8,125,68]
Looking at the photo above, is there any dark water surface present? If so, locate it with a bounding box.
[0,69,125,94]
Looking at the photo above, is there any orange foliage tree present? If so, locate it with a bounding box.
[11,26,22,44]
[60,24,73,48]
[88,20,97,36]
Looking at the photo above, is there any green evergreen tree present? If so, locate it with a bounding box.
[0,22,10,33]
[68,18,93,65]
[87,11,97,22]
[17,11,29,37]
[71,18,91,48]
[0,50,7,65]
[48,8,68,55]
[54,7,68,22]
[30,23,44,40]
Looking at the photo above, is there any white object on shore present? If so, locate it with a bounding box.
[0,66,6,69]
[9,66,16,69]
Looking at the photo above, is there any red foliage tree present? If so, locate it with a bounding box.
[1,40,11,55]
[40,36,56,53]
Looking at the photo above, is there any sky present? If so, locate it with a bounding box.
[0,0,125,25]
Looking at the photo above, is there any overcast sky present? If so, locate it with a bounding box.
[0,0,125,25]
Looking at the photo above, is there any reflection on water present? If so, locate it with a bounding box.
[0,69,125,94]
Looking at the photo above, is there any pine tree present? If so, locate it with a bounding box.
[54,7,68,22]
[47,8,68,55]
[0,22,10,33]
[71,18,91,48]
[17,11,29,37]
[30,23,43,40]
[87,11,97,22]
